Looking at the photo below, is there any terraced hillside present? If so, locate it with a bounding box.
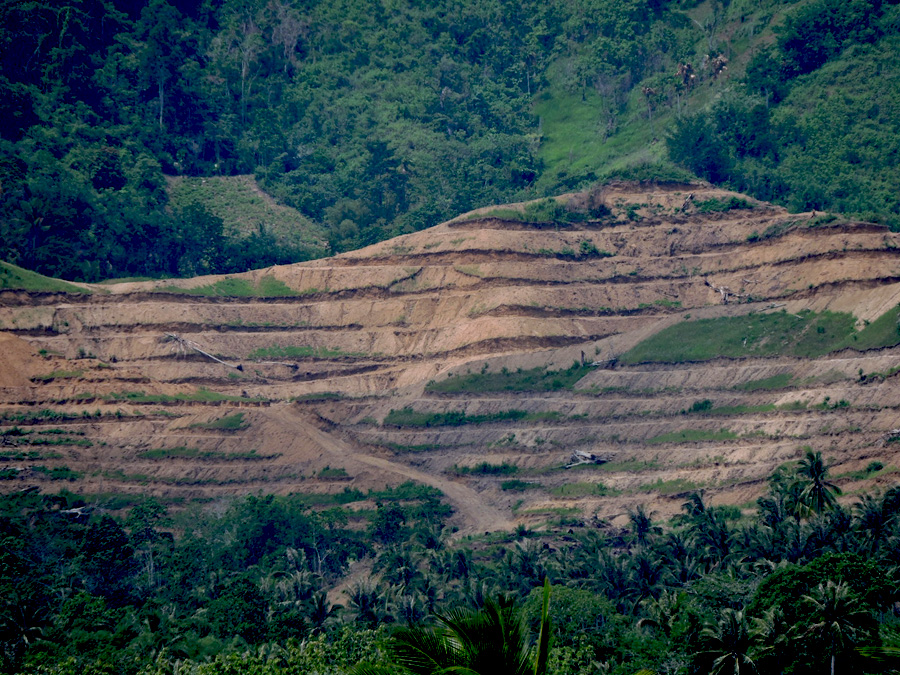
[2,182,900,531]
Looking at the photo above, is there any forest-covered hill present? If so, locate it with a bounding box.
[2,0,899,281]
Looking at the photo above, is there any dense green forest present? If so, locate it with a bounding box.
[1,452,899,674]
[2,0,899,282]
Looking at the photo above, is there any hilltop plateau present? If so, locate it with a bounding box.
[2,182,900,532]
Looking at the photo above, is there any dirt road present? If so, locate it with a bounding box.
[270,405,514,535]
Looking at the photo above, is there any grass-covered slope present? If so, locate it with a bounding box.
[0,262,92,294]
[620,307,900,365]
[167,175,328,255]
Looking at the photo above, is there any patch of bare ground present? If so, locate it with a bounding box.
[2,183,900,533]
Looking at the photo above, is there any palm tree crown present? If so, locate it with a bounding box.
[353,580,552,675]
[797,450,841,515]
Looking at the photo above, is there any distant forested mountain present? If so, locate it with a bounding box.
[1,0,898,281]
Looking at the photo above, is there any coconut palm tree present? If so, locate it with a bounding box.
[853,491,900,552]
[637,589,688,638]
[801,580,868,675]
[346,579,393,629]
[750,606,792,674]
[352,579,552,675]
[797,450,841,515]
[700,608,757,675]
[628,505,661,548]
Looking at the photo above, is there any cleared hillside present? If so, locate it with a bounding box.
[2,182,899,531]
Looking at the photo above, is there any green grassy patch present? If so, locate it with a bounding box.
[708,404,777,416]
[501,479,539,492]
[476,197,610,225]
[427,362,595,394]
[160,275,298,297]
[596,458,660,473]
[189,413,248,431]
[621,310,860,364]
[549,481,610,497]
[839,304,900,351]
[31,370,84,382]
[636,477,703,495]
[24,436,92,447]
[532,81,665,193]
[104,389,266,404]
[383,408,560,428]
[292,392,347,402]
[694,196,754,213]
[0,261,92,294]
[318,466,349,479]
[368,481,443,501]
[0,410,89,424]
[137,446,273,461]
[249,345,361,359]
[735,373,795,391]
[836,461,897,481]
[0,450,60,461]
[168,175,327,251]
[683,399,778,415]
[645,428,738,445]
[451,461,518,476]
[30,465,82,481]
[377,441,450,454]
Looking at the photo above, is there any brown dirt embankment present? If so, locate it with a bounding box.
[3,183,900,532]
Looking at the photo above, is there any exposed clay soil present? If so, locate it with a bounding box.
[2,183,900,533]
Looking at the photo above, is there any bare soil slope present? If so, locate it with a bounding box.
[2,183,899,531]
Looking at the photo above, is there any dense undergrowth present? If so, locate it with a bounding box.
[2,455,900,674]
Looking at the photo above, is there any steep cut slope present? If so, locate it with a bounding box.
[2,182,899,531]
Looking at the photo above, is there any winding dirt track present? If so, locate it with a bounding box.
[269,405,514,535]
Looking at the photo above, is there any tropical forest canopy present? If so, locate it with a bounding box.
[1,0,899,281]
[2,454,900,674]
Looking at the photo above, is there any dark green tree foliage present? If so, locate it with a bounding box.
[208,575,268,643]
[748,554,887,673]
[3,467,900,674]
[354,583,552,675]
[0,0,690,279]
[775,0,884,78]
[669,0,900,229]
